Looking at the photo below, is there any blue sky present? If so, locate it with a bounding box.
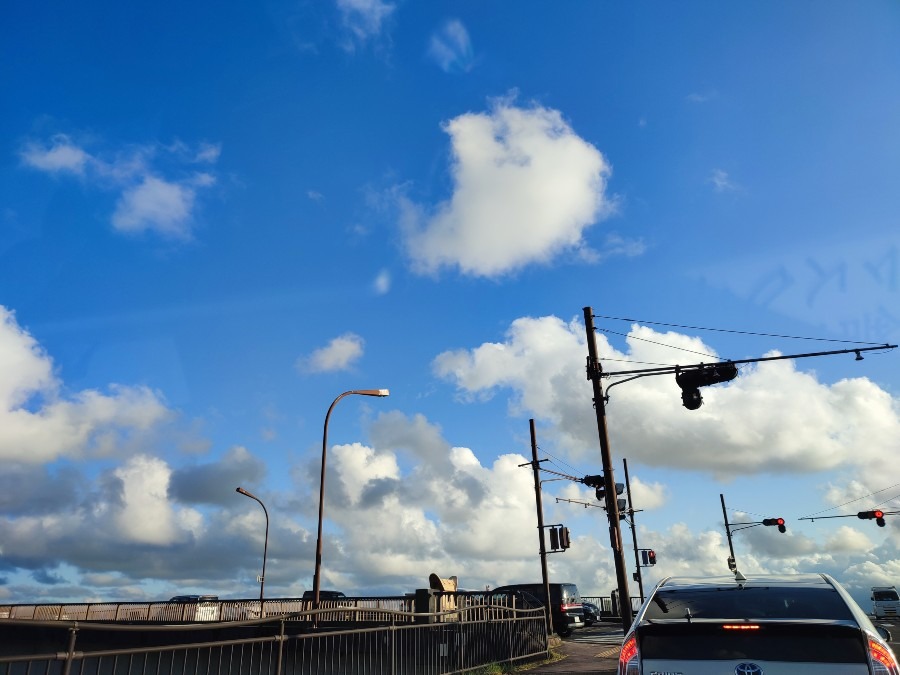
[1,0,899,609]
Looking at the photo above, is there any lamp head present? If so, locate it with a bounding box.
[356,389,390,397]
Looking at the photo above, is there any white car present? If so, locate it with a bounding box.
[618,572,899,675]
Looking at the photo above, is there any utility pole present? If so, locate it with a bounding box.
[528,419,554,636]
[583,307,632,626]
[623,458,644,602]
[720,493,737,571]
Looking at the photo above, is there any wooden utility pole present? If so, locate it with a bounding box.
[583,307,632,626]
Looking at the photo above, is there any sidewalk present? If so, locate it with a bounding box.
[521,632,620,674]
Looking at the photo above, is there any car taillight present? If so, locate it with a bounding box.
[618,634,639,675]
[869,637,900,674]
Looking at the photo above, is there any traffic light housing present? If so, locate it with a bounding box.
[675,362,739,410]
[858,510,886,527]
[582,475,604,488]
[762,517,787,533]
[548,525,571,550]
[647,550,656,565]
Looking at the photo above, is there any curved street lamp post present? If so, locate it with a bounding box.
[236,486,269,615]
[312,389,390,613]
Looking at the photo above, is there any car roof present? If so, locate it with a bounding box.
[657,573,830,590]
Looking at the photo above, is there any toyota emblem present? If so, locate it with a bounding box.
[735,664,763,675]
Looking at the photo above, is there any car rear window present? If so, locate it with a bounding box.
[643,586,855,621]
[638,623,867,663]
[561,584,581,603]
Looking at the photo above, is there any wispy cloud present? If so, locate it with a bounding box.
[336,0,395,51]
[19,135,91,175]
[373,269,391,295]
[686,90,717,104]
[297,332,365,373]
[427,19,474,73]
[709,168,738,193]
[19,135,220,240]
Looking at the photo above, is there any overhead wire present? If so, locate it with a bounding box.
[801,482,900,518]
[593,314,885,346]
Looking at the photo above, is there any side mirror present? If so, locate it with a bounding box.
[876,625,893,642]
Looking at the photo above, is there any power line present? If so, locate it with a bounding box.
[802,482,900,518]
[593,314,885,346]
[598,327,721,360]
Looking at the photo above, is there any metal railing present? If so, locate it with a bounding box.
[0,602,548,675]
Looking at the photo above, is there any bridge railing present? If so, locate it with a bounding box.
[0,602,549,675]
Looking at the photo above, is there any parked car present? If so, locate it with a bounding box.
[302,590,347,601]
[302,590,352,620]
[618,573,899,675]
[491,583,584,637]
[150,595,220,622]
[581,601,600,626]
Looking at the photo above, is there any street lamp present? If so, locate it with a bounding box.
[236,486,269,613]
[312,389,390,613]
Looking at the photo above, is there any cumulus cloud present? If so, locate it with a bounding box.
[0,306,172,464]
[432,314,900,481]
[298,332,365,373]
[399,99,616,277]
[427,19,474,73]
[18,134,219,239]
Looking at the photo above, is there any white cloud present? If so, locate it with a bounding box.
[336,0,395,49]
[112,176,197,239]
[825,525,874,553]
[20,135,91,175]
[113,455,179,545]
[400,99,614,277]
[18,135,219,239]
[709,168,737,192]
[432,315,900,480]
[298,333,365,373]
[0,306,172,464]
[373,269,391,294]
[428,19,474,73]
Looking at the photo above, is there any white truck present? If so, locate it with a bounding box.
[871,586,900,619]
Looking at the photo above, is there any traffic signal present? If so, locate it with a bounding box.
[762,517,787,533]
[647,550,657,565]
[582,474,604,488]
[675,362,739,410]
[858,510,886,527]
[548,525,571,550]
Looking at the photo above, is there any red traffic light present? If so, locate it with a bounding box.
[647,550,657,565]
[762,517,787,533]
[859,510,886,522]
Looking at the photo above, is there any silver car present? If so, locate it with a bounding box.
[618,572,899,675]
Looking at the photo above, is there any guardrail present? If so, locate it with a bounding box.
[0,593,641,624]
[0,603,549,675]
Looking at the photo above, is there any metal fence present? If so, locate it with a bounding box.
[0,602,548,675]
[0,593,640,624]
